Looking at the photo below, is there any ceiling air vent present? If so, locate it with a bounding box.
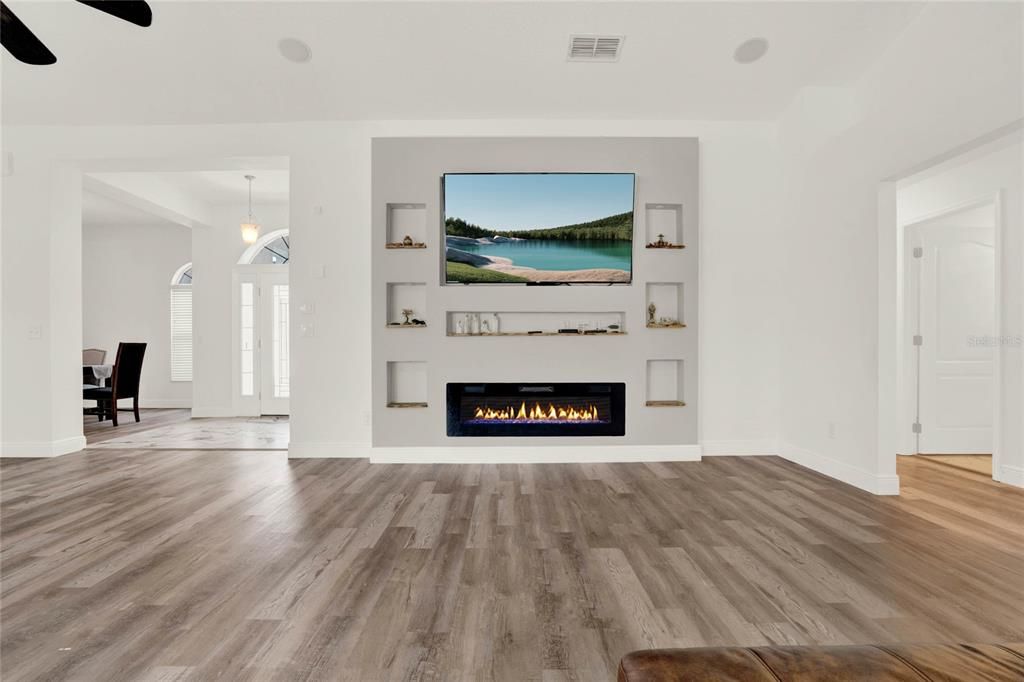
[568,35,624,62]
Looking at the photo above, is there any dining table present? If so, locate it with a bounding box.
[84,364,113,388]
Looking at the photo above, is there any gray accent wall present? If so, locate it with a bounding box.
[372,137,698,449]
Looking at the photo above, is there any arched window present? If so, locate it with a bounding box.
[170,262,193,382]
[238,229,289,265]
[171,262,193,285]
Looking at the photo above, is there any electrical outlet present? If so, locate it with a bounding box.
[827,422,836,439]
[27,325,42,339]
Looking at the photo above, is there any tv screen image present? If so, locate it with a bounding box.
[443,172,635,284]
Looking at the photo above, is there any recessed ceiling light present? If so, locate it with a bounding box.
[734,37,769,64]
[278,38,312,64]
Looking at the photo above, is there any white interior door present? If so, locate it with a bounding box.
[259,272,290,415]
[915,224,995,454]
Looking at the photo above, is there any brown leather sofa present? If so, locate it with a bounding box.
[617,642,1024,681]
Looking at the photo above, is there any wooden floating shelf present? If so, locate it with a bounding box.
[646,322,686,329]
[385,243,427,249]
[387,402,428,408]
[447,331,627,338]
[387,324,427,329]
[645,244,686,249]
[646,400,686,407]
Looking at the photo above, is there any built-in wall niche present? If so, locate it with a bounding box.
[385,203,427,248]
[446,311,626,336]
[645,283,685,328]
[386,282,427,328]
[646,359,685,407]
[645,203,684,248]
[387,361,428,407]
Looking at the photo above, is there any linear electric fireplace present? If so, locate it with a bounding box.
[447,382,625,437]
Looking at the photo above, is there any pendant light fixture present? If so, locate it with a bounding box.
[240,174,260,244]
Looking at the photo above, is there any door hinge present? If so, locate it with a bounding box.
[913,334,923,346]
[912,422,922,434]
[912,247,923,258]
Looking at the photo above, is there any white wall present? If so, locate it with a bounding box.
[776,2,1023,492]
[896,138,1023,483]
[82,221,192,407]
[0,119,782,459]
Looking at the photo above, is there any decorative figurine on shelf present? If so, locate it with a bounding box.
[411,318,426,326]
[647,302,657,325]
[456,319,465,335]
[402,235,414,246]
[401,308,414,325]
[646,233,683,249]
[492,313,500,335]
[481,318,491,334]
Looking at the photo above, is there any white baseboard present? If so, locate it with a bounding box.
[190,406,237,418]
[368,444,702,464]
[288,441,372,458]
[140,399,192,409]
[778,441,900,495]
[0,435,87,458]
[701,439,778,456]
[996,463,1024,488]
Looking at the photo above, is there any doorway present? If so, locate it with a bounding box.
[905,203,996,458]
[235,230,291,416]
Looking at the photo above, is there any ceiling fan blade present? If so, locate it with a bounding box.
[74,0,152,28]
[1,3,57,65]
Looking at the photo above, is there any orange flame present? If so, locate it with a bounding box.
[473,401,600,422]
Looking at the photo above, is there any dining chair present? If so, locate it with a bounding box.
[82,348,107,365]
[83,342,147,426]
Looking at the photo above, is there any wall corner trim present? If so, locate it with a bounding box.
[0,435,87,458]
[778,441,900,495]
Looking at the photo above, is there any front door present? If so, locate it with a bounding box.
[259,272,290,415]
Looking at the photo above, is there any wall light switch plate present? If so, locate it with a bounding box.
[28,325,42,339]
[299,303,315,314]
[312,265,326,279]
[313,205,324,216]
[300,323,315,338]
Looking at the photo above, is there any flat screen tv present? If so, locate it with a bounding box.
[443,172,635,285]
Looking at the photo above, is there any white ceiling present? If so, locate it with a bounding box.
[142,170,290,204]
[83,169,289,228]
[82,190,181,228]
[2,1,926,124]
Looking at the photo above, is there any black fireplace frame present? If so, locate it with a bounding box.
[447,382,626,437]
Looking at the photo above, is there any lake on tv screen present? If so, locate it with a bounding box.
[455,240,631,272]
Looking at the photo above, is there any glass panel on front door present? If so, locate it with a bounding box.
[272,284,290,398]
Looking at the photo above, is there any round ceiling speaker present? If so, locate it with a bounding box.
[734,37,769,64]
[278,38,312,64]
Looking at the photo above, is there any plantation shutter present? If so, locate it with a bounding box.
[170,286,193,382]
